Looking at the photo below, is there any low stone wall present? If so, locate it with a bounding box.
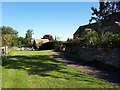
[65,47,120,68]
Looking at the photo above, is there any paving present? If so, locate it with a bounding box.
[47,53,120,87]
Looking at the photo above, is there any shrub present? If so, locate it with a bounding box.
[66,31,120,48]
[99,32,120,48]
[53,41,63,50]
[71,30,99,48]
[39,42,54,50]
[39,41,64,50]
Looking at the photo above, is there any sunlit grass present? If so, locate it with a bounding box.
[2,50,114,88]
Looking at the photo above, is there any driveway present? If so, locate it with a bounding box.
[48,53,120,87]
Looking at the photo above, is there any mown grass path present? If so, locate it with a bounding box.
[2,50,115,88]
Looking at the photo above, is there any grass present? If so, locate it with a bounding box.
[2,50,115,88]
[11,46,19,48]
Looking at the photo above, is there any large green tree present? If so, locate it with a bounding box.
[17,37,26,47]
[0,26,18,46]
[90,0,120,24]
[2,34,12,54]
[2,34,12,47]
[89,0,120,37]
[25,29,33,47]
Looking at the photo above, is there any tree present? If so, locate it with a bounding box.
[42,34,53,41]
[0,37,1,47]
[2,34,12,54]
[53,36,60,41]
[77,30,99,47]
[89,0,120,37]
[2,34,12,47]
[17,37,26,47]
[0,26,18,46]
[25,29,33,47]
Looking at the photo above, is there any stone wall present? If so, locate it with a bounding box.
[65,47,120,68]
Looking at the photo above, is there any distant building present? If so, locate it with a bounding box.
[74,13,120,39]
[33,39,49,49]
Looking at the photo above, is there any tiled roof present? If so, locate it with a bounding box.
[74,12,120,35]
[34,39,49,44]
[115,22,120,26]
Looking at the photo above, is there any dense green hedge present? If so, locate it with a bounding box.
[39,41,63,50]
[66,31,120,48]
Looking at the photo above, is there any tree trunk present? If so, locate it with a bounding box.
[5,46,6,55]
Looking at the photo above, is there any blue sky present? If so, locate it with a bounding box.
[2,2,98,41]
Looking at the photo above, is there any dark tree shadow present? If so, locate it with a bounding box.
[2,53,120,87]
[2,54,100,83]
[2,55,65,77]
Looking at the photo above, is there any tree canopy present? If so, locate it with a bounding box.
[25,29,33,47]
[42,34,53,41]
[2,34,12,47]
[89,0,120,26]
[0,26,18,47]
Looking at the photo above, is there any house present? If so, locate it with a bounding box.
[74,12,120,39]
[33,39,49,49]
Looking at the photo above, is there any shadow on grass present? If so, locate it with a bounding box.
[2,55,88,81]
[3,53,120,86]
[2,54,104,84]
[2,55,65,77]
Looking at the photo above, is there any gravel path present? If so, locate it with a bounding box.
[47,53,120,87]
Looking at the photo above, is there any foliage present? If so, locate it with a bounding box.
[53,41,63,50]
[17,37,26,47]
[39,42,54,50]
[0,26,34,47]
[39,41,63,50]
[53,36,61,41]
[1,26,18,46]
[89,1,120,37]
[25,29,33,47]
[36,42,43,49]
[42,34,53,41]
[80,30,99,47]
[70,30,99,48]
[89,1,120,25]
[0,30,2,47]
[66,31,120,48]
[99,32,120,48]
[2,34,12,47]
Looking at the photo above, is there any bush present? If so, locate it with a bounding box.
[39,42,54,50]
[68,30,99,48]
[53,41,63,50]
[39,41,64,50]
[98,32,120,48]
[66,31,120,48]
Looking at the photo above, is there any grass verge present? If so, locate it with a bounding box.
[2,50,115,88]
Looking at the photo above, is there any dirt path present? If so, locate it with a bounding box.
[47,53,120,87]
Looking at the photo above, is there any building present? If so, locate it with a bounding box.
[74,13,120,39]
[33,39,49,49]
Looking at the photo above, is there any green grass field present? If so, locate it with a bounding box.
[2,50,115,88]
